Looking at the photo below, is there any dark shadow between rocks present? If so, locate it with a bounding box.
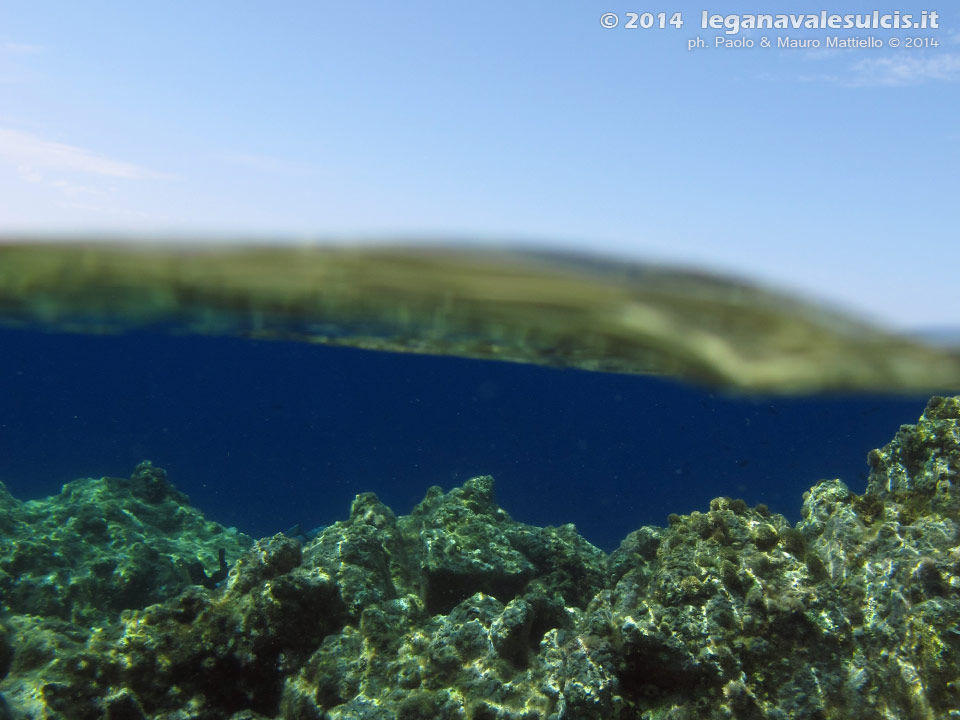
[422,567,533,616]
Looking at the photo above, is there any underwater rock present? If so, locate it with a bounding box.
[1,398,959,718]
[0,461,252,626]
[865,394,960,515]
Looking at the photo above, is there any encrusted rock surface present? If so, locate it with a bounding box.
[0,461,251,628]
[1,397,959,719]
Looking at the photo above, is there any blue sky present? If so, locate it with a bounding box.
[1,2,957,328]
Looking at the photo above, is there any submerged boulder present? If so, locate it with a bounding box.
[0,461,252,626]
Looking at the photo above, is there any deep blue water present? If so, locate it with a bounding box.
[0,326,928,550]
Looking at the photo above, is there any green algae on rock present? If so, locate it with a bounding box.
[2,240,960,393]
[0,461,253,718]
[0,461,252,628]
[1,398,959,718]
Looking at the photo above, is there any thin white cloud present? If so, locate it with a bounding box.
[800,53,960,86]
[0,128,170,179]
[848,54,960,86]
[12,163,117,209]
[48,178,107,198]
[0,42,44,83]
[222,152,315,176]
[1,42,44,54]
[56,199,170,222]
[0,42,46,55]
